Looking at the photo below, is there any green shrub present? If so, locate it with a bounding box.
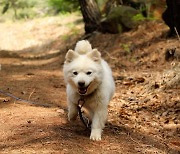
[1,0,38,19]
[132,13,146,22]
[48,0,79,13]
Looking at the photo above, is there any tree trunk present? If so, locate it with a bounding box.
[11,1,18,19]
[162,0,180,37]
[78,0,101,34]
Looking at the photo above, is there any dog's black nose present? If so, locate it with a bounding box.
[78,81,85,87]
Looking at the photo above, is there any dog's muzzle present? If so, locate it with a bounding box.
[78,81,88,95]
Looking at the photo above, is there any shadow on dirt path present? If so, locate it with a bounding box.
[0,102,175,153]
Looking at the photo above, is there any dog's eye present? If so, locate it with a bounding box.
[86,71,92,75]
[73,71,78,75]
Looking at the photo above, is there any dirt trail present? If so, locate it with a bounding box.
[0,16,180,153]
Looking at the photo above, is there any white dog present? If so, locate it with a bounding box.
[63,40,115,141]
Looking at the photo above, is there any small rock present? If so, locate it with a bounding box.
[57,109,65,114]
[162,111,168,116]
[27,120,32,124]
[21,91,26,95]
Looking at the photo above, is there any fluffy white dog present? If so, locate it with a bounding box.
[63,40,115,141]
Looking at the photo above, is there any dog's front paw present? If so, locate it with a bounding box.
[90,129,102,141]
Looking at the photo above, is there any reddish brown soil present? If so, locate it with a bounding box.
[0,17,179,153]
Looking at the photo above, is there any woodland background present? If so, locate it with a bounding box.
[0,0,179,153]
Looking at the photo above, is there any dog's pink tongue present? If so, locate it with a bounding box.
[79,88,87,95]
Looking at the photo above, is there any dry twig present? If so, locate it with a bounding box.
[28,88,35,101]
[174,27,180,41]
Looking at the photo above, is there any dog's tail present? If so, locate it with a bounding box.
[74,40,92,54]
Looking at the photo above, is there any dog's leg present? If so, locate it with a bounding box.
[90,106,108,141]
[68,101,78,121]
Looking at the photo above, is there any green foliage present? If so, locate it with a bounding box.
[0,0,80,20]
[133,13,156,22]
[96,0,108,11]
[132,13,146,22]
[48,0,79,13]
[2,3,9,14]
[1,0,37,11]
[1,0,38,19]
[121,43,131,53]
[17,0,37,8]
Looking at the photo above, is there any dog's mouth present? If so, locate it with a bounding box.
[78,87,88,95]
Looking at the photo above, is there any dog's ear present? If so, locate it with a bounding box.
[65,49,79,63]
[88,49,101,62]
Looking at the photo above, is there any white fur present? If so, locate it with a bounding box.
[74,40,92,54]
[63,40,115,141]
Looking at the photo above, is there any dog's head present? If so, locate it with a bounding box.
[63,49,103,95]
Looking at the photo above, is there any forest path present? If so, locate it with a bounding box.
[0,16,179,153]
